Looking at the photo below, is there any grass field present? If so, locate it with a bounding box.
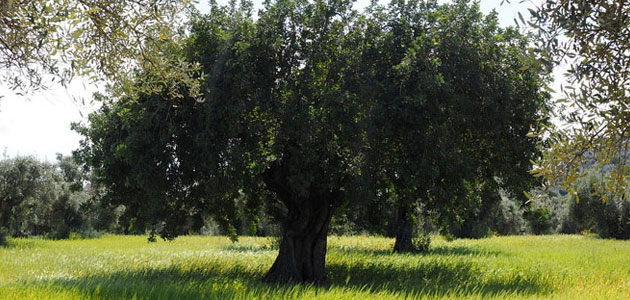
[1,234,629,299]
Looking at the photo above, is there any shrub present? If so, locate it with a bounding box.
[47,224,71,240]
[412,231,431,252]
[524,206,554,235]
[560,172,630,239]
[558,214,578,234]
[490,194,528,235]
[262,236,281,250]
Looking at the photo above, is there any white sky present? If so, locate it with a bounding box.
[0,0,548,161]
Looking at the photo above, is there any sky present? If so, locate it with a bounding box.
[0,0,545,161]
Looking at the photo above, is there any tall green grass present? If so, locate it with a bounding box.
[1,235,629,299]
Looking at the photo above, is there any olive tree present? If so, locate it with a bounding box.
[76,0,366,282]
[360,0,549,250]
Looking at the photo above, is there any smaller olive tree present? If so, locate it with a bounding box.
[360,0,549,250]
[0,154,110,239]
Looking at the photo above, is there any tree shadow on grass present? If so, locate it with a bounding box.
[328,244,508,258]
[223,240,507,258]
[326,258,548,297]
[221,243,276,252]
[37,250,550,299]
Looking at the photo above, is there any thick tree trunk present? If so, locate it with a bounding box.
[262,161,342,283]
[263,205,333,283]
[393,204,416,253]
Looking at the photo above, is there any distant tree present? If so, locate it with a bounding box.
[0,156,42,234]
[559,171,630,239]
[56,154,84,192]
[0,156,57,236]
[0,154,109,238]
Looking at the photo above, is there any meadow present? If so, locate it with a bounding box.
[1,234,629,299]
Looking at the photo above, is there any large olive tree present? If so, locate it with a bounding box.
[76,0,550,282]
[76,0,366,282]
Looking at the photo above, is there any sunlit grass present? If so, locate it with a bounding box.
[1,234,630,299]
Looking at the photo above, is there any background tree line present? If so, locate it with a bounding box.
[0,154,118,240]
[4,153,629,242]
[3,152,629,242]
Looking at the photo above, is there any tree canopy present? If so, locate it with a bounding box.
[76,0,366,282]
[75,0,550,282]
[358,0,548,247]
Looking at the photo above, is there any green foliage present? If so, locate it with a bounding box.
[73,89,243,239]
[491,192,528,236]
[0,156,57,236]
[411,230,431,253]
[0,0,202,101]
[0,155,118,239]
[558,172,630,239]
[73,0,551,280]
[358,0,549,242]
[529,0,630,197]
[329,212,362,236]
[524,206,553,235]
[76,0,367,243]
[446,181,504,238]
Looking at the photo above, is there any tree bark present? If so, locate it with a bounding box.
[263,203,334,283]
[262,161,341,283]
[393,204,416,253]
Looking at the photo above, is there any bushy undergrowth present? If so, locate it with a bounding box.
[411,231,431,252]
[553,172,630,239]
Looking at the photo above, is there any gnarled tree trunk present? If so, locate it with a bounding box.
[262,162,342,283]
[263,200,334,282]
